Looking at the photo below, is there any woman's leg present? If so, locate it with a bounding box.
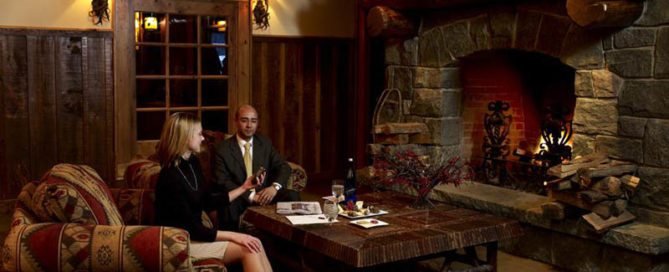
[222,242,272,272]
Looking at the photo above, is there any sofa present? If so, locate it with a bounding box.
[123,130,307,192]
[1,164,226,271]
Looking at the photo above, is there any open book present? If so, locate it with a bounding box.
[276,201,322,215]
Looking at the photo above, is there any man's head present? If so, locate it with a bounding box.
[235,105,258,140]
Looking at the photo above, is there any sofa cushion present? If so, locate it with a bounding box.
[124,159,161,189]
[110,188,156,225]
[32,164,123,225]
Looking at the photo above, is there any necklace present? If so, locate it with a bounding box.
[176,162,198,191]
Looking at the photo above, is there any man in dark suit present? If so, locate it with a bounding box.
[214,105,300,230]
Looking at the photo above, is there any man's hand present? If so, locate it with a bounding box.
[256,186,277,205]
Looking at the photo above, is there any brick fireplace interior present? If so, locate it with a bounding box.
[461,49,576,169]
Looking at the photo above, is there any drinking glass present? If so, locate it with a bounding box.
[323,199,338,222]
[331,179,344,202]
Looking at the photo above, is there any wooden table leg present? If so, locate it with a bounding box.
[486,242,498,272]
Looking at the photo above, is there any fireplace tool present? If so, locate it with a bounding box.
[481,100,512,185]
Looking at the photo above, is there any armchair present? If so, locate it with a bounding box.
[1,164,225,271]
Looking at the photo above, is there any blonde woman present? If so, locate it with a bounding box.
[155,112,272,272]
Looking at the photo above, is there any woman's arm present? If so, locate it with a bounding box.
[227,173,264,201]
[215,231,263,253]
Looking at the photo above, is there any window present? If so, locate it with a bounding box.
[135,12,231,141]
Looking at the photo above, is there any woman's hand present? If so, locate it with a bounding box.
[241,171,266,190]
[228,232,263,253]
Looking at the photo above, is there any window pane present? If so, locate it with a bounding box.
[169,15,197,44]
[136,46,166,75]
[170,47,197,75]
[136,12,166,43]
[169,110,198,117]
[202,47,227,75]
[202,110,228,133]
[137,79,166,108]
[137,111,166,140]
[202,79,228,106]
[201,16,227,44]
[170,80,198,107]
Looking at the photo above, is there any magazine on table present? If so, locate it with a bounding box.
[276,201,322,215]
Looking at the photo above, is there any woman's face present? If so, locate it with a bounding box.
[187,123,204,153]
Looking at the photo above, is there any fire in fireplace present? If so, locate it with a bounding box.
[462,49,576,192]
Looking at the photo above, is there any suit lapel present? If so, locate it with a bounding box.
[228,138,245,176]
[252,135,262,184]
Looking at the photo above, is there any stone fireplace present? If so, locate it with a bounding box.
[367,0,669,270]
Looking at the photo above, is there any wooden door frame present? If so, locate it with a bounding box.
[113,0,251,167]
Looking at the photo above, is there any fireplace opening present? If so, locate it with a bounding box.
[460,49,576,193]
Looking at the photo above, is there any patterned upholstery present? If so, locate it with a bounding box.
[2,223,191,271]
[124,130,308,192]
[32,164,123,226]
[124,159,161,190]
[2,164,226,272]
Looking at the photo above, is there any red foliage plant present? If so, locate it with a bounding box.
[372,150,474,198]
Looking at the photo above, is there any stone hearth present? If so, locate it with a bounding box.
[368,0,669,270]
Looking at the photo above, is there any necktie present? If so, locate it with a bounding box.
[244,142,252,178]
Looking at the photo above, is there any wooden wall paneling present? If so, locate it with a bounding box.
[0,35,6,197]
[277,43,286,154]
[82,36,113,181]
[319,42,337,177]
[282,41,304,163]
[104,36,115,182]
[340,42,356,162]
[263,42,282,147]
[234,0,251,109]
[251,41,268,138]
[55,36,85,165]
[27,35,58,180]
[301,42,318,173]
[0,35,30,199]
[114,0,136,167]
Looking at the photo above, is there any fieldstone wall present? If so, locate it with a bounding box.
[376,0,669,228]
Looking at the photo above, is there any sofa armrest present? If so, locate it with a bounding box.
[2,223,191,271]
[286,162,307,192]
[110,188,156,225]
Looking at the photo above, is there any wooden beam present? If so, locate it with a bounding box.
[363,0,496,10]
[567,0,644,28]
[367,6,417,38]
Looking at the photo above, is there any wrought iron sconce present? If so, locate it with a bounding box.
[253,0,270,30]
[89,0,110,25]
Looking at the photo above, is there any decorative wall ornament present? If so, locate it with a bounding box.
[89,0,110,25]
[253,0,270,30]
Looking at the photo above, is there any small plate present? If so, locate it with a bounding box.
[339,210,389,219]
[349,219,389,229]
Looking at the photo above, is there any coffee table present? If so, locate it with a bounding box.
[241,191,523,271]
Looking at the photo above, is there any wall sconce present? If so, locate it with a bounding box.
[252,0,270,30]
[144,14,159,31]
[89,0,110,25]
[215,20,227,32]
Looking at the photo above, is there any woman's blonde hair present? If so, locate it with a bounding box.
[156,112,201,167]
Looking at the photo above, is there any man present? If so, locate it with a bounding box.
[215,105,300,230]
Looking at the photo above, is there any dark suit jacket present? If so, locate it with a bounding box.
[214,133,291,226]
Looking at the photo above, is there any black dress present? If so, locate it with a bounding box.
[155,155,229,242]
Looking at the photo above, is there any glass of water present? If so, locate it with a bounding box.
[331,179,344,202]
[323,199,338,222]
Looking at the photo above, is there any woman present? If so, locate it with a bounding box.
[154,112,272,272]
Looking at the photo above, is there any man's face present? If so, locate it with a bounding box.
[236,108,258,140]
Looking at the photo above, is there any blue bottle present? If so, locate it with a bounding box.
[344,157,357,203]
